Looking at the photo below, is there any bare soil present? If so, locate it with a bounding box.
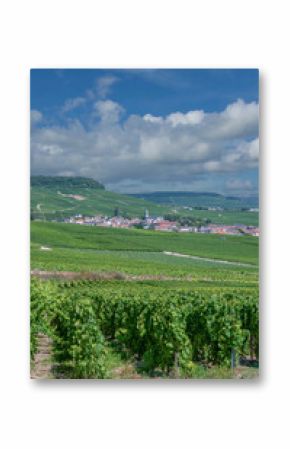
[31,333,53,379]
[31,270,189,281]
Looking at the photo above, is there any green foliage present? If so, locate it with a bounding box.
[31,246,258,286]
[36,280,258,376]
[30,183,170,220]
[30,218,259,378]
[90,284,258,372]
[31,221,259,265]
[30,278,59,358]
[52,296,108,378]
[163,213,180,221]
[31,176,105,190]
[163,213,211,226]
[31,279,108,378]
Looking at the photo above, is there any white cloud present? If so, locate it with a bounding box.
[59,75,119,115]
[143,110,205,127]
[96,75,119,98]
[38,144,63,156]
[94,100,124,123]
[207,99,259,140]
[143,114,163,124]
[166,110,205,127]
[31,99,259,192]
[203,160,221,172]
[62,97,86,113]
[31,110,43,125]
[247,138,259,160]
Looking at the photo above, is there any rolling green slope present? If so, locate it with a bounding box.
[31,185,170,220]
[172,208,259,226]
[130,191,259,209]
[30,176,259,225]
[31,221,259,265]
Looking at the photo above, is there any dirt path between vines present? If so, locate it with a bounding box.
[163,251,255,267]
[31,333,53,379]
[31,270,185,281]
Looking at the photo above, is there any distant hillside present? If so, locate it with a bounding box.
[30,176,171,220]
[129,191,259,210]
[30,176,258,225]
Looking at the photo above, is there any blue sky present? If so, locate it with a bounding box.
[31,69,259,194]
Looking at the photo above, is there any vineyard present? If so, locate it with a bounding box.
[31,278,259,379]
[30,221,259,379]
[31,222,259,264]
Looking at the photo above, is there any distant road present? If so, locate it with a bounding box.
[163,251,256,267]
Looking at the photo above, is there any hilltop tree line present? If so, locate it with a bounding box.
[31,176,105,190]
[164,213,211,227]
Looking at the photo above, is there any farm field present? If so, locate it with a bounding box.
[31,278,259,379]
[31,221,259,379]
[31,221,259,265]
[175,208,259,226]
[31,246,258,287]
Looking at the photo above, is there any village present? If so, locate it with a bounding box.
[62,209,260,237]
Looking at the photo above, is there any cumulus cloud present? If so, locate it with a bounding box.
[59,75,119,114]
[143,114,163,124]
[96,75,119,98]
[94,100,124,123]
[166,110,205,127]
[207,99,259,140]
[31,110,43,125]
[143,110,205,126]
[31,98,259,193]
[62,96,86,113]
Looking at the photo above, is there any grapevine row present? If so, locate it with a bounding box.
[31,279,259,378]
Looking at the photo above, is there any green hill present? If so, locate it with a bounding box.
[31,176,171,220]
[31,221,259,265]
[30,176,259,225]
[31,175,105,190]
[130,191,259,210]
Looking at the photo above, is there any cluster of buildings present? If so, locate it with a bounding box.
[63,212,259,237]
[199,224,260,237]
[64,213,181,231]
[64,214,140,228]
